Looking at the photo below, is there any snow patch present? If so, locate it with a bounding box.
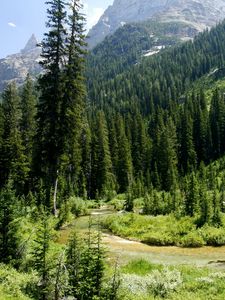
[144,50,160,57]
[143,45,166,57]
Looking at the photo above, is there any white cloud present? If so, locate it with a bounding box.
[88,7,104,29]
[8,22,16,28]
[82,1,104,30]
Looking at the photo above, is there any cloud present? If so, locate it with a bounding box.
[8,22,16,28]
[82,1,104,30]
[86,7,104,30]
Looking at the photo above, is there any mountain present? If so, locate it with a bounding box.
[88,0,225,48]
[87,20,225,112]
[87,19,198,90]
[0,34,42,92]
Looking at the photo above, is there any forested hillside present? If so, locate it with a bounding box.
[2,0,225,299]
[87,20,196,85]
[1,15,225,215]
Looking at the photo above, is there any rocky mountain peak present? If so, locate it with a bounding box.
[88,0,225,49]
[21,34,39,54]
[0,35,42,92]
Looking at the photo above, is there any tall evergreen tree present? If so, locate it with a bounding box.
[91,111,116,199]
[35,0,67,209]
[59,0,87,199]
[116,115,133,193]
[21,75,36,164]
[0,83,28,194]
[32,215,54,300]
[156,117,178,191]
[35,0,87,209]
[20,75,37,193]
[0,184,21,266]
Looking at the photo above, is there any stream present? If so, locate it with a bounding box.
[59,206,225,269]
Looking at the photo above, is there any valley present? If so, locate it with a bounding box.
[2,0,225,299]
[59,206,225,269]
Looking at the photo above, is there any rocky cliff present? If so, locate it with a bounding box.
[88,0,225,48]
[0,34,42,92]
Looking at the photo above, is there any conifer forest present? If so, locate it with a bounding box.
[2,0,225,299]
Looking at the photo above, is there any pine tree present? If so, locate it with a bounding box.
[199,184,212,226]
[0,184,21,266]
[212,190,222,226]
[20,75,37,192]
[35,0,87,210]
[59,0,87,199]
[0,83,29,194]
[180,109,197,173]
[210,89,225,158]
[156,117,178,191]
[32,215,54,300]
[66,231,81,297]
[116,115,133,193]
[91,111,116,199]
[185,173,199,217]
[34,0,67,209]
[66,224,105,300]
[21,75,36,161]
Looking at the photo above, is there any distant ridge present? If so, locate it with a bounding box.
[88,0,225,49]
[0,34,41,92]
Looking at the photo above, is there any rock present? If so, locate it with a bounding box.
[0,34,42,92]
[88,0,225,49]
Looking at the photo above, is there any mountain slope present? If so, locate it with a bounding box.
[87,19,197,88]
[0,34,41,92]
[88,0,225,48]
[87,20,225,112]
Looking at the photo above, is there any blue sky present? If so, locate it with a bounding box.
[0,0,113,58]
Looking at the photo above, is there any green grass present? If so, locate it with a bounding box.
[103,212,225,247]
[120,259,225,300]
[121,259,156,275]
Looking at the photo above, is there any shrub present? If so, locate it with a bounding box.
[200,226,225,246]
[0,264,38,299]
[121,274,150,295]
[147,268,182,298]
[142,232,175,246]
[68,196,88,217]
[180,232,206,248]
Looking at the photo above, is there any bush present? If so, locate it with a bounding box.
[180,232,206,248]
[200,226,225,246]
[68,196,88,217]
[142,232,175,246]
[121,269,182,298]
[147,268,182,298]
[0,264,38,299]
[109,196,126,211]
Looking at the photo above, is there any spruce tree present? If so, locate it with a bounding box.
[21,75,36,165]
[0,83,28,194]
[91,111,115,199]
[35,0,67,209]
[116,115,133,193]
[156,117,178,191]
[20,75,37,192]
[66,231,81,297]
[35,0,87,209]
[0,184,21,266]
[32,215,54,300]
[59,0,87,199]
[185,173,199,217]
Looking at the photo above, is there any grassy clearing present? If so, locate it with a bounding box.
[119,259,225,300]
[103,212,225,247]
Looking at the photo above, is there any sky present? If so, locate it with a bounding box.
[0,0,113,58]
